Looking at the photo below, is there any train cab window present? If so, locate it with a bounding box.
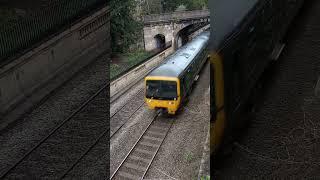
[146,80,177,100]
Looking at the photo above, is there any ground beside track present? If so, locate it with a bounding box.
[214,0,320,178]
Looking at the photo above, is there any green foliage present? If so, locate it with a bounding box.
[175,5,187,11]
[110,50,152,79]
[162,0,208,12]
[0,8,17,24]
[140,0,208,14]
[110,0,143,53]
[200,175,210,180]
[110,0,208,53]
[185,152,194,162]
[125,50,152,64]
[186,0,208,10]
[141,0,163,15]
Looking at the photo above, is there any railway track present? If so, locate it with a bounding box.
[110,113,174,180]
[110,88,146,138]
[0,84,108,179]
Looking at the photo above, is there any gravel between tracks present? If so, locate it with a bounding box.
[64,133,108,179]
[214,0,320,178]
[0,53,107,178]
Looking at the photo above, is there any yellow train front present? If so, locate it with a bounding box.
[144,76,181,114]
[144,31,210,115]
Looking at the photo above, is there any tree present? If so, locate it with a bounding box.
[110,0,143,53]
[186,0,208,10]
[175,4,187,11]
[140,0,162,15]
[162,0,208,12]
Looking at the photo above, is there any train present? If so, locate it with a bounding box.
[144,31,210,115]
[210,0,305,158]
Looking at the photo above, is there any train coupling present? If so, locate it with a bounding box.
[156,108,168,116]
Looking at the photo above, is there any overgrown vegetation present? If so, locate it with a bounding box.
[185,151,194,163]
[110,50,152,79]
[164,0,208,12]
[110,0,208,54]
[200,175,210,180]
[110,0,143,53]
[141,0,208,15]
[109,0,208,78]
[0,8,17,24]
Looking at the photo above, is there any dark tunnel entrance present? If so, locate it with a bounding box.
[154,34,166,50]
[175,30,189,49]
[174,22,209,50]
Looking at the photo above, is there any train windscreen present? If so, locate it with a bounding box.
[146,80,177,100]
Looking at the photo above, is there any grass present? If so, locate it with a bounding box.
[185,151,194,163]
[200,175,210,180]
[110,50,152,79]
[124,49,152,65]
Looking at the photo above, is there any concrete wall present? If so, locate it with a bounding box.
[0,6,110,115]
[110,47,174,101]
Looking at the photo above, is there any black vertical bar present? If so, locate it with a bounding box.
[30,12,35,44]
[17,20,22,51]
[0,26,4,59]
[35,10,41,43]
[27,15,32,45]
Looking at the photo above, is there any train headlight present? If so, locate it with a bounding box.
[169,101,174,105]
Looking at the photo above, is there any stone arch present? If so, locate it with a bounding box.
[173,21,209,50]
[173,23,194,50]
[154,34,166,50]
[143,16,210,51]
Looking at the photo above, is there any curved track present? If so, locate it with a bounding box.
[1,85,107,179]
[110,113,174,180]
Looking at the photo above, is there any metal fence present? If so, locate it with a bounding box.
[144,9,210,24]
[0,0,107,66]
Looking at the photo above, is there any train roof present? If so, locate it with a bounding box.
[209,0,260,50]
[148,31,210,78]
